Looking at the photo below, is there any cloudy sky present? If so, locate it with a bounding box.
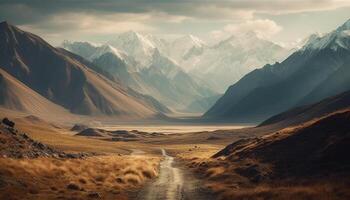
[1,0,350,46]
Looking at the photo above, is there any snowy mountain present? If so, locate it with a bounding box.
[62,40,98,60]
[62,32,219,112]
[148,49,180,78]
[62,41,125,60]
[89,45,126,61]
[106,32,208,69]
[184,32,290,92]
[140,50,216,110]
[62,41,139,69]
[168,34,206,66]
[107,31,157,67]
[61,31,291,112]
[302,19,350,51]
[144,34,169,55]
[90,49,217,111]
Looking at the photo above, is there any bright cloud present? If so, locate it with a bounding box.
[211,19,283,40]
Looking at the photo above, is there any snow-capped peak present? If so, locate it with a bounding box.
[173,34,206,48]
[61,40,130,62]
[336,18,350,32]
[218,31,259,43]
[149,48,183,78]
[187,34,205,46]
[167,34,206,62]
[62,40,101,60]
[302,33,323,47]
[90,44,127,61]
[213,31,280,52]
[302,19,350,51]
[241,31,260,39]
[116,31,156,49]
[107,31,157,67]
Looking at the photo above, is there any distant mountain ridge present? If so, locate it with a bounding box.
[62,30,290,112]
[204,19,350,123]
[106,31,157,67]
[184,32,290,91]
[64,34,217,112]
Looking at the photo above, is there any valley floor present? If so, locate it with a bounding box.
[0,111,245,200]
[0,110,349,200]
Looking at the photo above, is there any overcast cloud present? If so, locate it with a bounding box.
[1,0,349,45]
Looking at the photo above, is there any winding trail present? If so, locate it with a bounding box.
[136,149,212,200]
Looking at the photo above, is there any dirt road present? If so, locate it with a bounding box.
[136,149,214,200]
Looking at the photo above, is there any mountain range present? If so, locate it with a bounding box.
[183,32,291,92]
[205,19,350,123]
[0,21,167,119]
[64,35,218,112]
[63,31,290,112]
[3,19,349,122]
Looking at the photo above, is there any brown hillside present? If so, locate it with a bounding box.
[0,21,161,118]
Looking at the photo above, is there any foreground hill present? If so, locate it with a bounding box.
[259,90,350,128]
[204,19,350,123]
[0,21,164,118]
[214,109,350,176]
[0,117,160,200]
[185,109,350,199]
[0,120,63,158]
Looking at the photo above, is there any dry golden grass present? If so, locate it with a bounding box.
[183,156,350,200]
[15,120,228,158]
[217,181,350,200]
[179,128,350,200]
[15,121,162,155]
[0,155,160,200]
[172,143,223,158]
